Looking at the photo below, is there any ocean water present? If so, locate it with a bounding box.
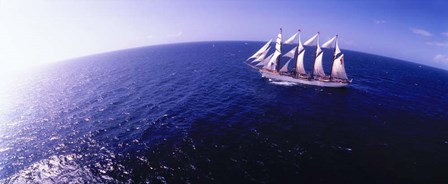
[0,41,447,183]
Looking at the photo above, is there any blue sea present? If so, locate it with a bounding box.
[1,41,448,183]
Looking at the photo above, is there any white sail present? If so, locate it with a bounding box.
[257,53,273,66]
[313,34,326,78]
[296,52,306,75]
[296,31,306,75]
[296,51,306,75]
[297,31,304,53]
[313,48,326,77]
[251,46,270,63]
[283,32,297,44]
[334,36,341,57]
[247,39,272,60]
[331,54,348,80]
[280,58,292,72]
[321,36,336,48]
[264,51,281,70]
[304,32,319,46]
[282,46,296,59]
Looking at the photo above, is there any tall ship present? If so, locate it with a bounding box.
[245,28,352,88]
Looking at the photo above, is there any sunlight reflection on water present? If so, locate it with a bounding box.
[3,154,105,183]
[0,69,31,153]
[0,72,19,124]
[0,67,37,116]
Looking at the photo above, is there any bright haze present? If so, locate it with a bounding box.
[1,0,447,71]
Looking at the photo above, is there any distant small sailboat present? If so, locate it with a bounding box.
[245,28,352,88]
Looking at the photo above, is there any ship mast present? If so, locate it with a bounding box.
[264,28,282,72]
[276,28,282,72]
[330,35,348,80]
[293,29,300,75]
[295,29,307,77]
[311,32,320,78]
[280,29,300,73]
[329,35,338,79]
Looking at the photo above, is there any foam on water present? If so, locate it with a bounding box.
[269,81,297,86]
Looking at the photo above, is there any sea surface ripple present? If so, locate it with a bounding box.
[0,42,447,183]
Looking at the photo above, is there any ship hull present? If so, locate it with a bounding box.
[261,70,350,88]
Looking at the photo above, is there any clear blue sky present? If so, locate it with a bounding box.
[1,0,448,70]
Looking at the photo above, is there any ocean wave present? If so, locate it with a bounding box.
[3,154,110,183]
